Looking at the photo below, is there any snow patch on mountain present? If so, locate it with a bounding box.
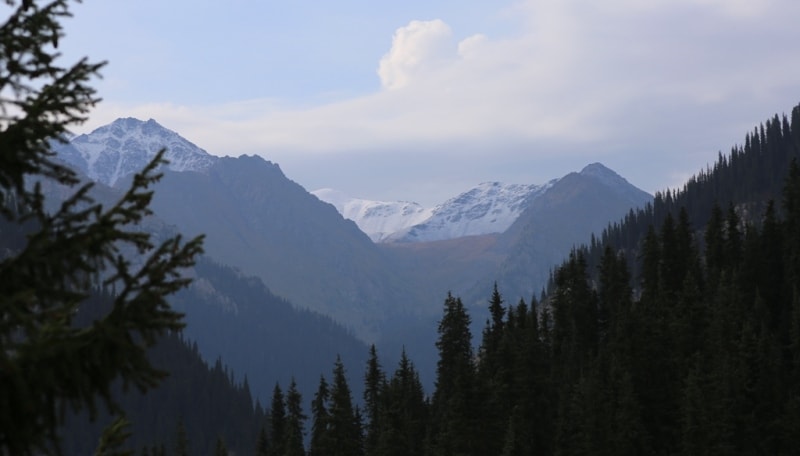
[316,181,558,244]
[386,181,556,243]
[312,189,432,242]
[57,118,218,186]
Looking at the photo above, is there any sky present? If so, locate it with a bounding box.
[51,0,800,207]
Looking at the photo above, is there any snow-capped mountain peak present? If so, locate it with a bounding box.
[311,189,432,242]
[316,163,650,244]
[56,117,218,186]
[315,180,558,244]
[385,180,555,243]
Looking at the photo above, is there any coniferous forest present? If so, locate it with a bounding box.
[82,104,799,455]
[250,103,800,456]
[5,2,800,455]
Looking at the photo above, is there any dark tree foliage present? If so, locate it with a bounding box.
[428,292,477,456]
[8,8,796,452]
[284,379,307,456]
[373,349,428,456]
[300,102,800,456]
[57,325,268,456]
[214,436,228,456]
[269,383,287,456]
[309,375,331,456]
[256,427,269,456]
[0,1,204,455]
[363,344,385,456]
[328,356,363,456]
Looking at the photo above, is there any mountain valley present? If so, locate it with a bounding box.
[51,117,654,391]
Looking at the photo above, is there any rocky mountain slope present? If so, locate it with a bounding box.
[53,118,652,348]
[56,117,217,186]
[314,164,649,246]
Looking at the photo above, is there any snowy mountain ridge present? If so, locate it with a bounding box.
[311,189,432,242]
[53,117,650,246]
[57,117,217,186]
[386,180,556,243]
[313,180,558,243]
[314,163,648,244]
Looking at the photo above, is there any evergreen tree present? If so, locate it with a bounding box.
[639,226,661,301]
[214,437,228,456]
[256,427,269,456]
[284,379,306,456]
[481,282,506,363]
[174,418,189,456]
[363,345,385,456]
[329,356,362,456]
[376,349,428,456]
[759,201,785,333]
[269,383,286,456]
[476,285,511,456]
[551,250,597,381]
[309,375,331,456]
[429,292,477,456]
[0,1,203,454]
[704,203,726,283]
[784,160,800,288]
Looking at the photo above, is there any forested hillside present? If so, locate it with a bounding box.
[77,102,796,456]
[59,300,268,456]
[241,103,800,456]
[170,256,370,404]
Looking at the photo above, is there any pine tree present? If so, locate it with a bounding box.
[481,282,506,363]
[214,437,228,456]
[284,379,306,456]
[376,349,427,456]
[363,345,385,456]
[759,201,785,333]
[174,418,189,456]
[269,383,286,456]
[551,250,597,381]
[639,226,661,301]
[329,356,362,456]
[309,375,330,456]
[255,427,269,456]
[784,160,800,288]
[476,285,511,456]
[0,2,204,454]
[429,292,476,456]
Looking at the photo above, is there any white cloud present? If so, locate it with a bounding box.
[457,34,488,58]
[377,19,455,90]
[78,0,800,204]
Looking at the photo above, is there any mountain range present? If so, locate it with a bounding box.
[313,180,558,243]
[52,117,653,388]
[314,165,647,246]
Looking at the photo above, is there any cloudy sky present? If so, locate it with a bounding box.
[58,0,800,206]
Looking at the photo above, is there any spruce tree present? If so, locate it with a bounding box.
[481,282,506,362]
[363,345,385,456]
[214,437,228,456]
[269,383,286,456]
[329,356,362,456]
[284,379,306,456]
[429,292,476,456]
[309,375,331,456]
[174,418,189,456]
[255,427,269,456]
[0,1,204,454]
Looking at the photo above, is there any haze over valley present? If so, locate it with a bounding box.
[5,1,800,454]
